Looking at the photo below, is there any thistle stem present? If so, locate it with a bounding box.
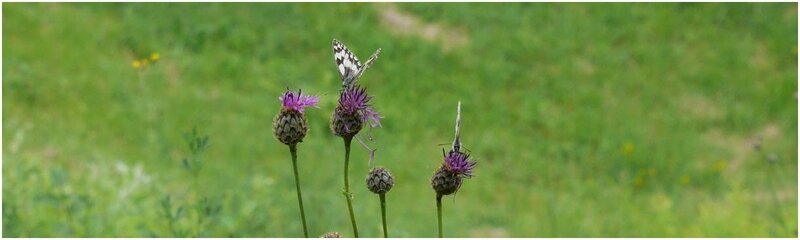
[380,193,388,238]
[289,144,309,237]
[343,137,359,237]
[436,194,443,238]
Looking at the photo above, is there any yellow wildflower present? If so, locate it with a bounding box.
[131,60,141,69]
[150,52,160,62]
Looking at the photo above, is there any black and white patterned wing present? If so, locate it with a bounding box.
[333,39,361,87]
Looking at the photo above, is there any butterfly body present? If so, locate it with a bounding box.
[332,39,381,88]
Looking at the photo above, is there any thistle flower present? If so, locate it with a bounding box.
[432,101,477,238]
[330,85,381,138]
[443,150,476,178]
[273,89,319,146]
[272,89,318,237]
[432,151,477,196]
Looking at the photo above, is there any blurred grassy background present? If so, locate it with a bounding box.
[2,3,798,237]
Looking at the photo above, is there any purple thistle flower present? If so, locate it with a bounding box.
[443,150,477,178]
[274,89,318,146]
[338,85,382,127]
[280,89,319,113]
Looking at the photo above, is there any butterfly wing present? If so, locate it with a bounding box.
[332,39,362,87]
[452,101,462,152]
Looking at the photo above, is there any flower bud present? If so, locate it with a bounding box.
[366,167,394,194]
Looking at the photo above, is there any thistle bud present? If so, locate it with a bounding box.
[366,167,394,194]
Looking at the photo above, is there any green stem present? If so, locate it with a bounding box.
[343,137,359,237]
[380,193,388,238]
[436,194,443,238]
[290,144,309,237]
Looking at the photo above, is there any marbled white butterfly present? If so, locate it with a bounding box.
[332,39,381,88]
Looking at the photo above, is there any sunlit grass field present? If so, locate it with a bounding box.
[3,3,798,237]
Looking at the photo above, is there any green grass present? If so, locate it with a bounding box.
[3,3,798,237]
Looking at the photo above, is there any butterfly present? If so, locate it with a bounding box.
[332,39,381,88]
[452,101,462,152]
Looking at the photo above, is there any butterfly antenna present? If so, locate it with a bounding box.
[356,48,382,81]
[364,48,382,68]
[452,101,462,152]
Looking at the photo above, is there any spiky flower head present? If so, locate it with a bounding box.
[320,232,341,238]
[431,151,476,196]
[366,167,394,194]
[273,89,319,146]
[330,85,381,138]
[280,89,320,113]
[444,150,476,178]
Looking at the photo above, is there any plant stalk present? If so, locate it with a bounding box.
[380,193,388,238]
[436,194,443,238]
[290,144,309,237]
[343,137,359,237]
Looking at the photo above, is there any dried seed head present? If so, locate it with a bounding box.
[366,167,394,194]
[431,166,462,197]
[320,232,341,238]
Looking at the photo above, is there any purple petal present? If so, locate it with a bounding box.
[444,150,476,177]
[362,107,382,128]
[339,86,372,112]
[279,90,319,113]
